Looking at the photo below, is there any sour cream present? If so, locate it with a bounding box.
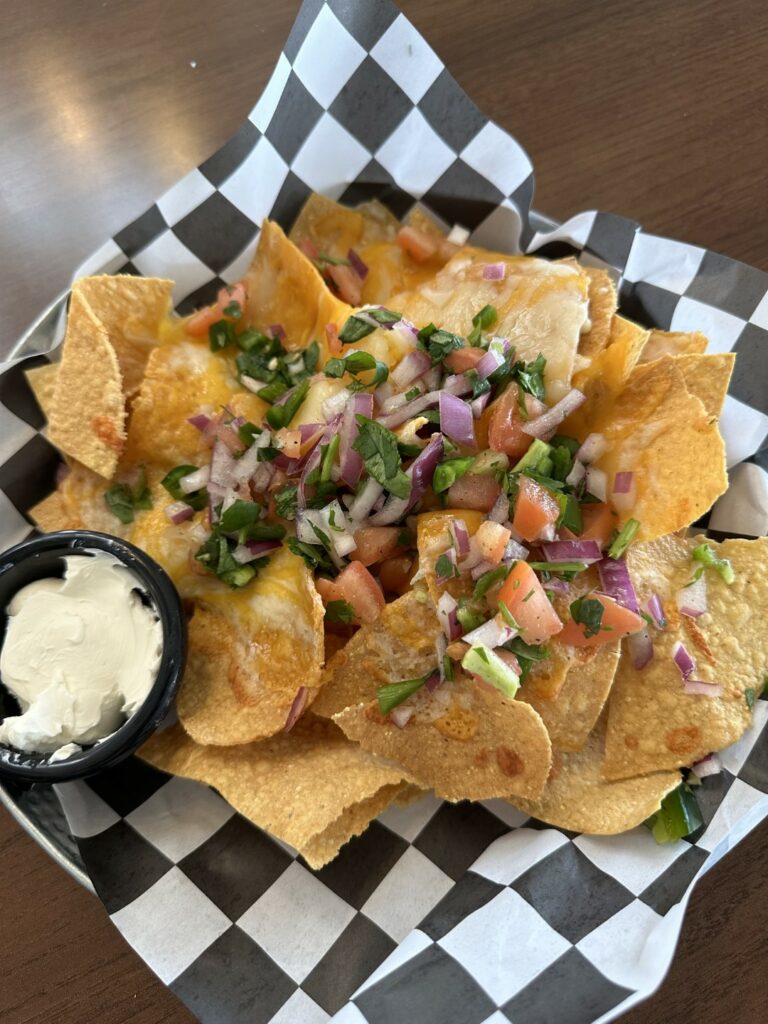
[0,552,163,756]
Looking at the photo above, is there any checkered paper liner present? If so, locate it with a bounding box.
[1,1,767,1021]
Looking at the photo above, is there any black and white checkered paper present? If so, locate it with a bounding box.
[1,2,767,1022]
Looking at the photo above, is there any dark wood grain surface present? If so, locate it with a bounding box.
[1,1,766,1022]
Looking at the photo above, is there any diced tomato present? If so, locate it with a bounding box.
[325,322,343,356]
[444,346,486,374]
[378,555,414,596]
[317,562,385,625]
[396,226,439,263]
[579,502,619,548]
[351,527,401,567]
[217,282,246,316]
[446,473,501,512]
[512,476,560,543]
[488,384,547,459]
[327,264,363,305]
[186,305,219,337]
[475,521,511,564]
[558,593,644,648]
[301,240,320,261]
[497,561,563,645]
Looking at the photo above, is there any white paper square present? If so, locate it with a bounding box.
[719,395,768,469]
[669,295,745,353]
[75,238,126,277]
[292,113,372,199]
[749,289,768,330]
[472,827,568,885]
[0,404,35,464]
[439,888,570,1004]
[292,6,366,109]
[470,199,524,255]
[623,233,705,293]
[157,169,216,226]
[132,231,213,304]
[376,109,455,198]
[378,792,442,841]
[331,1004,369,1024]
[270,988,329,1024]
[220,136,288,226]
[480,799,531,830]
[0,491,32,551]
[361,847,452,942]
[237,861,355,982]
[529,211,598,252]
[576,899,662,990]
[370,13,444,103]
[54,780,120,838]
[719,701,768,776]
[709,461,768,537]
[574,829,686,896]
[221,234,261,286]
[697,778,768,853]
[126,777,233,862]
[111,867,230,984]
[352,929,432,998]
[250,52,291,132]
[461,122,531,196]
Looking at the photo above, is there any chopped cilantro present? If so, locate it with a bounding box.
[555,492,582,533]
[209,319,237,352]
[417,322,465,364]
[266,378,310,430]
[104,467,153,524]
[286,537,337,575]
[467,304,497,345]
[195,532,268,588]
[608,518,640,559]
[238,421,262,448]
[435,553,459,580]
[645,783,702,844]
[219,499,261,534]
[745,688,756,710]
[221,299,242,320]
[161,464,207,512]
[404,385,421,401]
[691,543,735,584]
[353,416,411,499]
[569,595,605,638]
[325,600,355,624]
[338,308,401,344]
[513,353,546,402]
[323,350,388,388]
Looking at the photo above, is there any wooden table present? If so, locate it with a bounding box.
[1,1,766,1021]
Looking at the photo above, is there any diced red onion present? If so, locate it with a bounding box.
[420,366,441,391]
[476,347,505,380]
[374,380,393,406]
[284,686,308,732]
[447,224,470,246]
[504,538,529,561]
[165,500,194,525]
[439,392,476,449]
[322,388,351,422]
[340,393,373,488]
[692,753,722,778]
[544,576,570,594]
[612,472,636,515]
[645,594,666,629]
[188,413,212,432]
[539,523,557,543]
[269,324,286,341]
[207,439,237,520]
[522,388,586,439]
[482,262,506,280]
[347,248,368,279]
[463,617,516,648]
[240,375,262,394]
[369,433,443,525]
[442,374,474,396]
[683,680,723,697]
[471,392,491,419]
[672,640,696,681]
[437,592,461,641]
[232,442,263,484]
[391,350,431,388]
[449,518,470,557]
[585,465,607,502]
[628,627,654,670]
[250,461,275,493]
[179,466,210,494]
[458,536,484,572]
[245,539,282,557]
[576,433,607,464]
[435,546,458,584]
[471,559,497,580]
[390,705,414,728]
[378,391,438,429]
[676,575,708,618]
[348,476,384,521]
[298,443,323,509]
[426,668,442,694]
[298,422,324,443]
[488,493,509,524]
[597,556,639,612]
[543,540,603,564]
[613,471,634,494]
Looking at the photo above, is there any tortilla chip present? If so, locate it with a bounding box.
[393,248,590,402]
[520,643,621,753]
[177,546,325,745]
[663,352,734,420]
[511,717,680,833]
[578,268,617,359]
[48,290,126,478]
[28,490,78,533]
[416,509,484,605]
[139,718,408,869]
[243,220,351,358]
[604,534,768,779]
[585,357,727,540]
[289,192,398,256]
[73,275,173,396]
[334,675,552,801]
[640,329,708,363]
[313,590,440,719]
[24,363,59,420]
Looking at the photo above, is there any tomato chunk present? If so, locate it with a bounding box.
[396,226,438,263]
[488,384,547,459]
[497,561,562,644]
[512,476,560,543]
[446,473,501,512]
[186,305,219,337]
[558,593,644,648]
[444,346,486,374]
[351,527,400,567]
[579,502,619,548]
[475,521,511,564]
[316,562,384,625]
[327,264,363,305]
[325,322,343,356]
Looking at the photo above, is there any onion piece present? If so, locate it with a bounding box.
[322,388,351,422]
[521,388,586,439]
[544,576,569,594]
[442,374,474,397]
[612,471,636,515]
[628,627,654,670]
[439,392,476,449]
[207,439,237,521]
[348,476,385,521]
[340,393,374,488]
[684,680,723,697]
[676,575,708,617]
[542,540,603,563]
[692,753,722,778]
[391,350,431,388]
[476,347,505,380]
[576,433,607,464]
[391,318,419,350]
[645,593,667,629]
[613,471,634,494]
[671,640,696,681]
[179,465,210,494]
[565,459,586,488]
[449,518,471,558]
[165,500,194,525]
[436,592,461,640]
[463,617,516,648]
[347,248,368,279]
[585,466,607,502]
[369,433,443,525]
[390,705,414,728]
[188,413,212,432]
[471,392,491,419]
[435,546,459,584]
[284,687,308,732]
[504,538,529,561]
[471,559,497,580]
[597,556,639,611]
[488,493,509,524]
[245,539,282,558]
[482,262,506,280]
[269,323,286,341]
[447,223,470,246]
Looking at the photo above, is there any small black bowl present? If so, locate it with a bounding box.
[0,531,187,783]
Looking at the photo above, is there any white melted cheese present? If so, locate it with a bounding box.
[0,552,163,755]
